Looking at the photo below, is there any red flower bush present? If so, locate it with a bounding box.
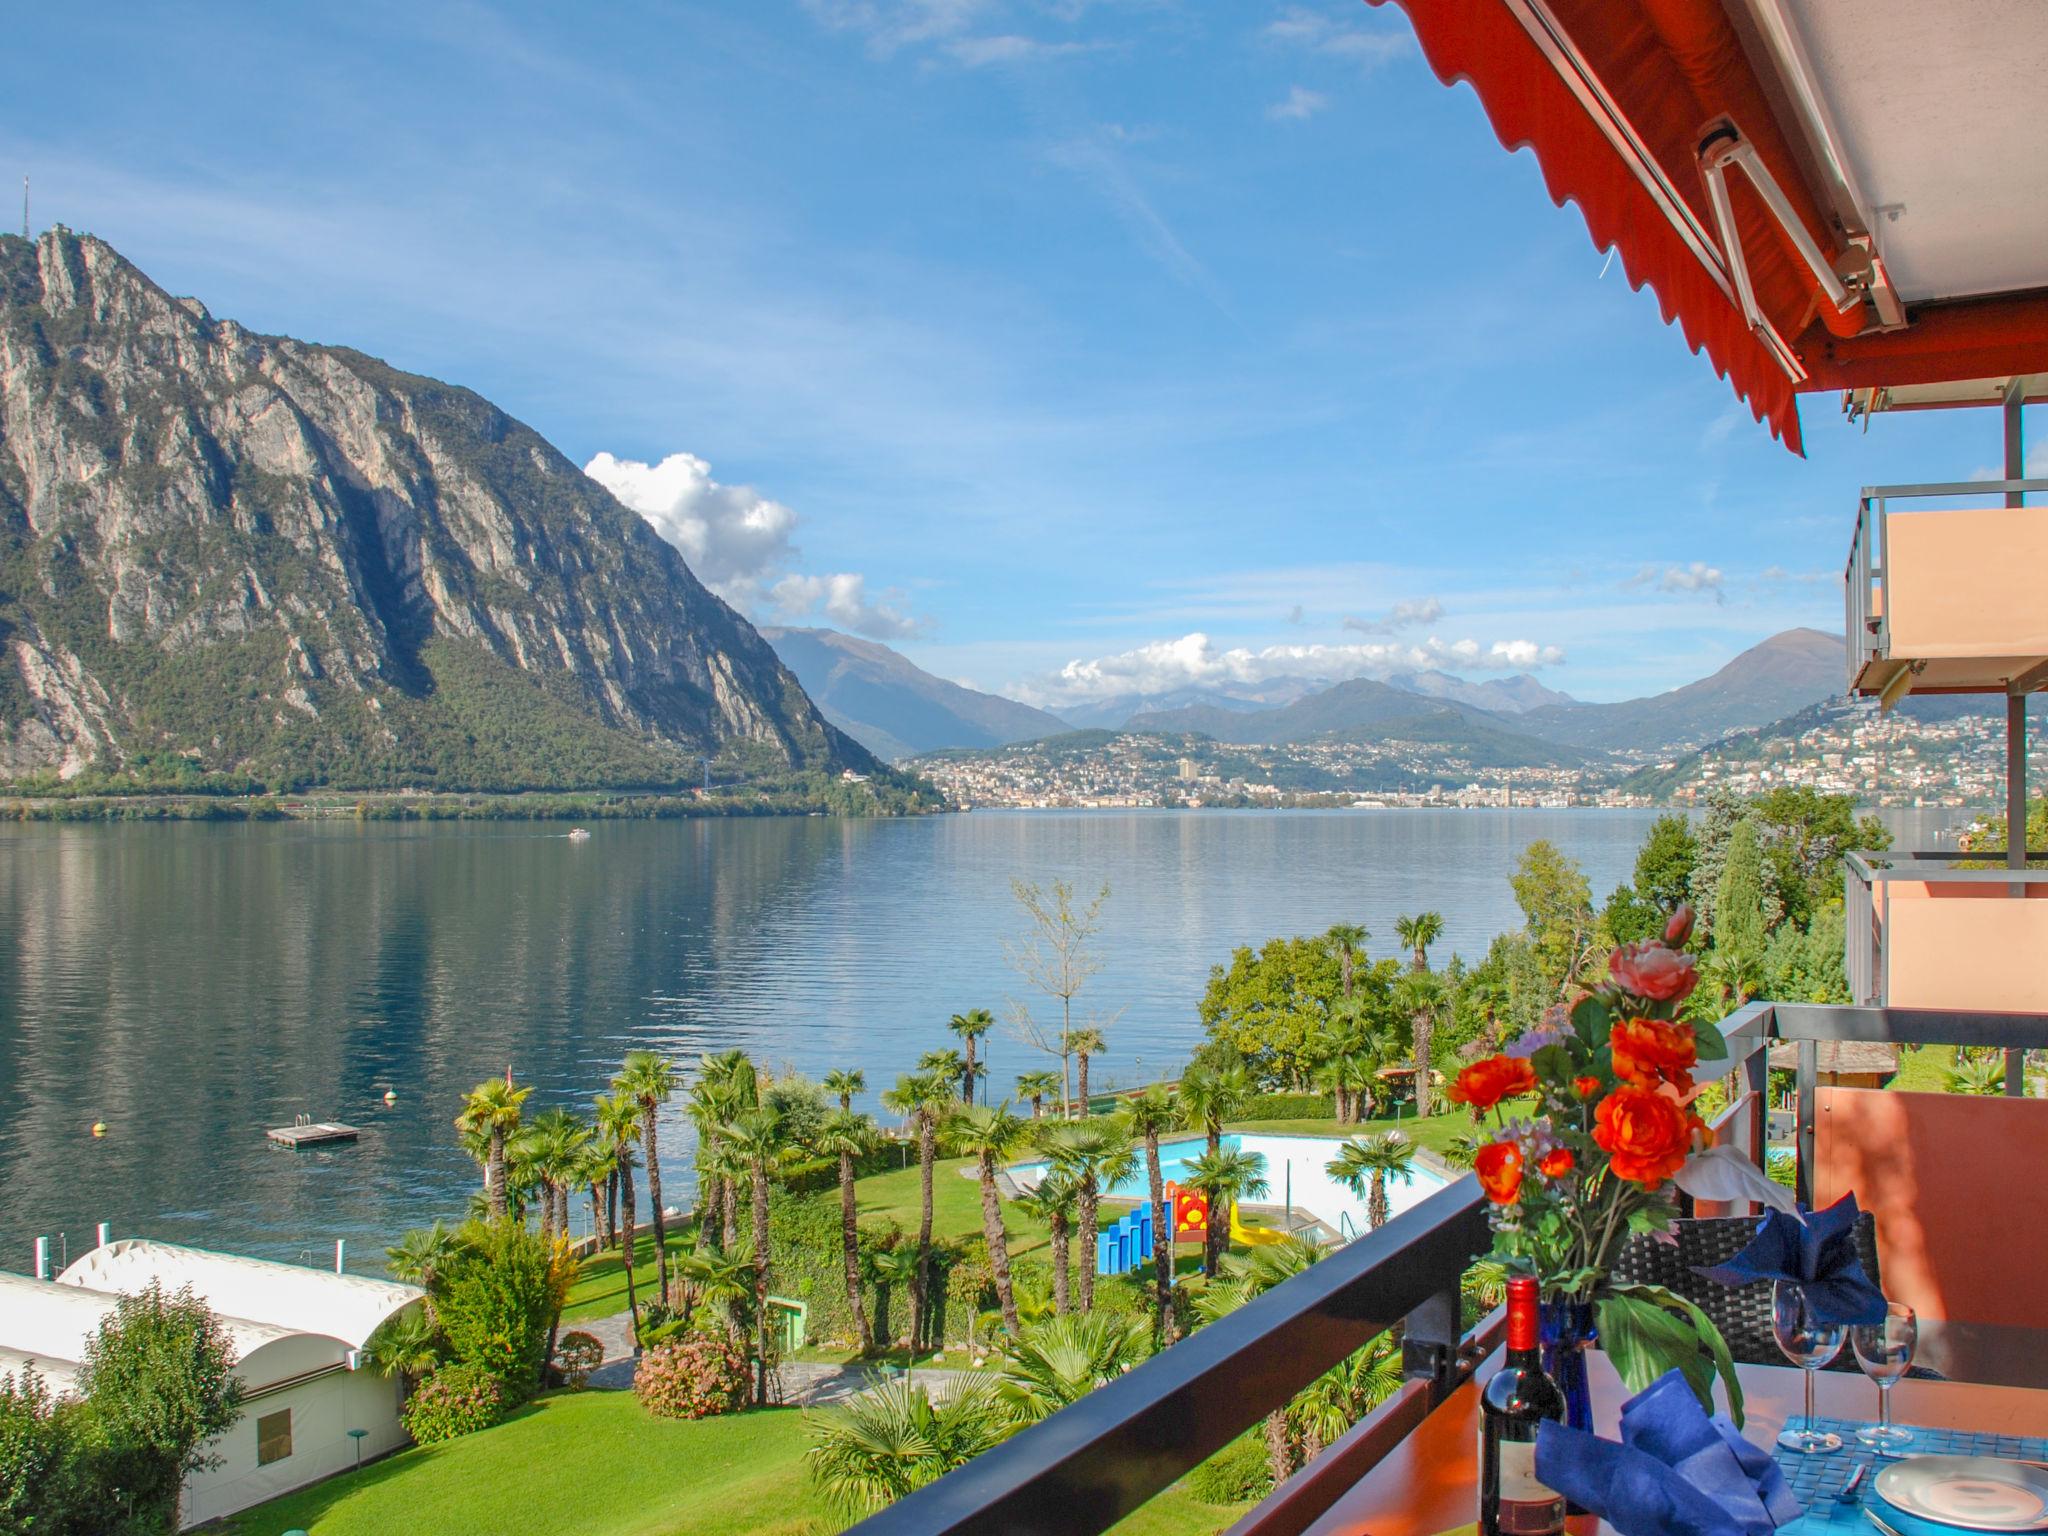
[1449,1054,1537,1112]
[401,1363,504,1444]
[1609,1018,1698,1091]
[1538,1147,1575,1178]
[635,1331,751,1420]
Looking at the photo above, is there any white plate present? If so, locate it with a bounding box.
[1875,1456,2048,1532]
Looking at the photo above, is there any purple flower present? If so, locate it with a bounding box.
[1504,1024,1567,1059]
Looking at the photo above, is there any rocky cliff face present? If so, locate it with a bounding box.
[0,229,872,787]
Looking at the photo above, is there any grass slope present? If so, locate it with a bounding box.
[221,1388,1246,1536]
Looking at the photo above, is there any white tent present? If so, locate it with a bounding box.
[0,1240,426,1527]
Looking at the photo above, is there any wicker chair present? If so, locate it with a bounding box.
[1610,1214,1883,1372]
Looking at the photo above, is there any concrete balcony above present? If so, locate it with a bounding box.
[1846,851,2048,1013]
[1845,479,2048,699]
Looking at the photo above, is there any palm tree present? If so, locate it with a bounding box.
[521,1105,592,1240]
[919,1047,966,1091]
[823,1067,866,1113]
[942,1102,1028,1337]
[1313,1051,1369,1126]
[813,1108,877,1352]
[805,1375,1007,1517]
[995,1313,1151,1425]
[692,1051,758,1252]
[454,1076,531,1220]
[1043,1118,1134,1312]
[385,1221,462,1305]
[720,1104,787,1403]
[1183,1146,1268,1279]
[869,1245,921,1349]
[1119,1084,1180,1343]
[948,1009,994,1105]
[359,1305,442,1396]
[1195,1235,1324,1486]
[1395,912,1445,1115]
[1394,971,1446,1119]
[577,1139,616,1249]
[674,1244,753,1340]
[1014,1169,1079,1315]
[1293,1333,1403,1462]
[1065,1027,1107,1116]
[1326,922,1369,1000]
[615,1051,680,1298]
[1326,1132,1417,1231]
[594,1091,644,1340]
[1016,1070,1061,1120]
[1178,1064,1252,1274]
[881,1071,951,1351]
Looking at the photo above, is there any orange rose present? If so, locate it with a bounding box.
[1449,1054,1537,1112]
[1610,1018,1698,1090]
[1571,1075,1602,1100]
[1474,1141,1524,1204]
[1592,1085,1702,1190]
[1538,1147,1575,1178]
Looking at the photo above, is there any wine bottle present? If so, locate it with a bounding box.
[1479,1275,1567,1536]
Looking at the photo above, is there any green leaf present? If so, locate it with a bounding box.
[1603,1283,1745,1428]
[1692,1019,1729,1063]
[1571,996,1612,1050]
[1595,1291,1710,1408]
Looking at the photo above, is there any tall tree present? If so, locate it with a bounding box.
[944,1102,1029,1336]
[1182,1146,1269,1279]
[814,1108,878,1352]
[1326,1131,1417,1230]
[949,1009,994,1105]
[1016,1070,1061,1120]
[455,1076,531,1221]
[720,1104,787,1403]
[691,1051,758,1255]
[593,1091,643,1340]
[1193,1236,1327,1486]
[1510,841,1599,994]
[1120,1083,1181,1343]
[1394,970,1446,1119]
[1044,1118,1134,1312]
[1326,922,1369,1000]
[615,1051,680,1300]
[1066,1026,1106,1115]
[519,1106,592,1241]
[1015,1168,1079,1315]
[823,1067,866,1113]
[1006,878,1109,1118]
[882,1071,951,1350]
[1177,1063,1252,1277]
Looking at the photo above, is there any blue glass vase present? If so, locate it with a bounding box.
[1540,1299,1597,1433]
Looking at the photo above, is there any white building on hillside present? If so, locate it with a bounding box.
[0,1239,424,1527]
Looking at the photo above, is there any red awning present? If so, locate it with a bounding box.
[1367,0,2048,453]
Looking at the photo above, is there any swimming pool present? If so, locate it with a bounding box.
[1006,1130,1449,1239]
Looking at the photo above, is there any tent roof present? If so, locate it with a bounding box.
[56,1240,422,1352]
[1365,0,2048,450]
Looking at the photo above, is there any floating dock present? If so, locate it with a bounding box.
[266,1121,360,1149]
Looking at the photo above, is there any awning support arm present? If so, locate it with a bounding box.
[1697,123,1856,355]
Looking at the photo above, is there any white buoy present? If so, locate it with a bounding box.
[383,1090,397,1105]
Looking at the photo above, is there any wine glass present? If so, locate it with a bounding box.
[1852,1303,1917,1455]
[1772,1280,1847,1453]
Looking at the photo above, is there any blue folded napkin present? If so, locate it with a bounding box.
[1535,1370,1803,1536]
[1694,1192,1888,1326]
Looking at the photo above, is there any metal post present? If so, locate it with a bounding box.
[2006,386,2030,1098]
[335,1238,347,1273]
[96,1222,110,1249]
[34,1236,49,1280]
[1795,1039,1817,1209]
[1400,1279,1460,1406]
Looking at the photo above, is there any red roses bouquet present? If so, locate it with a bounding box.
[1448,907,1781,1421]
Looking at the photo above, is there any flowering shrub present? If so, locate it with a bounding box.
[401,1363,504,1444]
[1446,906,1782,1420]
[554,1330,604,1390]
[634,1331,751,1420]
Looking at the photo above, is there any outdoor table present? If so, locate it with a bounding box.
[1304,1349,2048,1536]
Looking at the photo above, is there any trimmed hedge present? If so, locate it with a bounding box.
[1241,1092,1334,1120]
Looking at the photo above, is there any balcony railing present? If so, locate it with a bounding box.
[846,1002,2048,1536]
[1844,477,2048,697]
[1846,852,2048,1025]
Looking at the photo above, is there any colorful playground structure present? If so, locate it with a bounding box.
[1096,1182,1233,1275]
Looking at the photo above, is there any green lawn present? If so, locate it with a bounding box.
[220,1388,1247,1536]
[560,1228,698,1324]
[1887,1044,1959,1093]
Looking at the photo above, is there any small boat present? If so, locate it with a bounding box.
[567,827,591,841]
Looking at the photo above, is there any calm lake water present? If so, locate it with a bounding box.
[0,807,1961,1273]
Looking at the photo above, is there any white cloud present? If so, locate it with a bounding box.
[1268,85,1329,121]
[1264,5,1410,67]
[1344,595,1444,634]
[1020,629,1564,703]
[584,450,921,640]
[946,33,1094,66]
[1625,562,1725,603]
[801,0,987,57]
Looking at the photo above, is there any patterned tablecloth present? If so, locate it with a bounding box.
[1777,1418,2048,1535]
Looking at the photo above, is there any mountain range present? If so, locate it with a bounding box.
[0,231,872,790]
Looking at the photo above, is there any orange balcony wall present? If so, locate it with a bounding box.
[1847,857,2048,1013]
[1850,504,2048,695]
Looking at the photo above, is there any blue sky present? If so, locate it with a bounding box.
[4,0,2028,705]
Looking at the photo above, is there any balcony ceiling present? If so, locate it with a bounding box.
[1365,0,2048,451]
